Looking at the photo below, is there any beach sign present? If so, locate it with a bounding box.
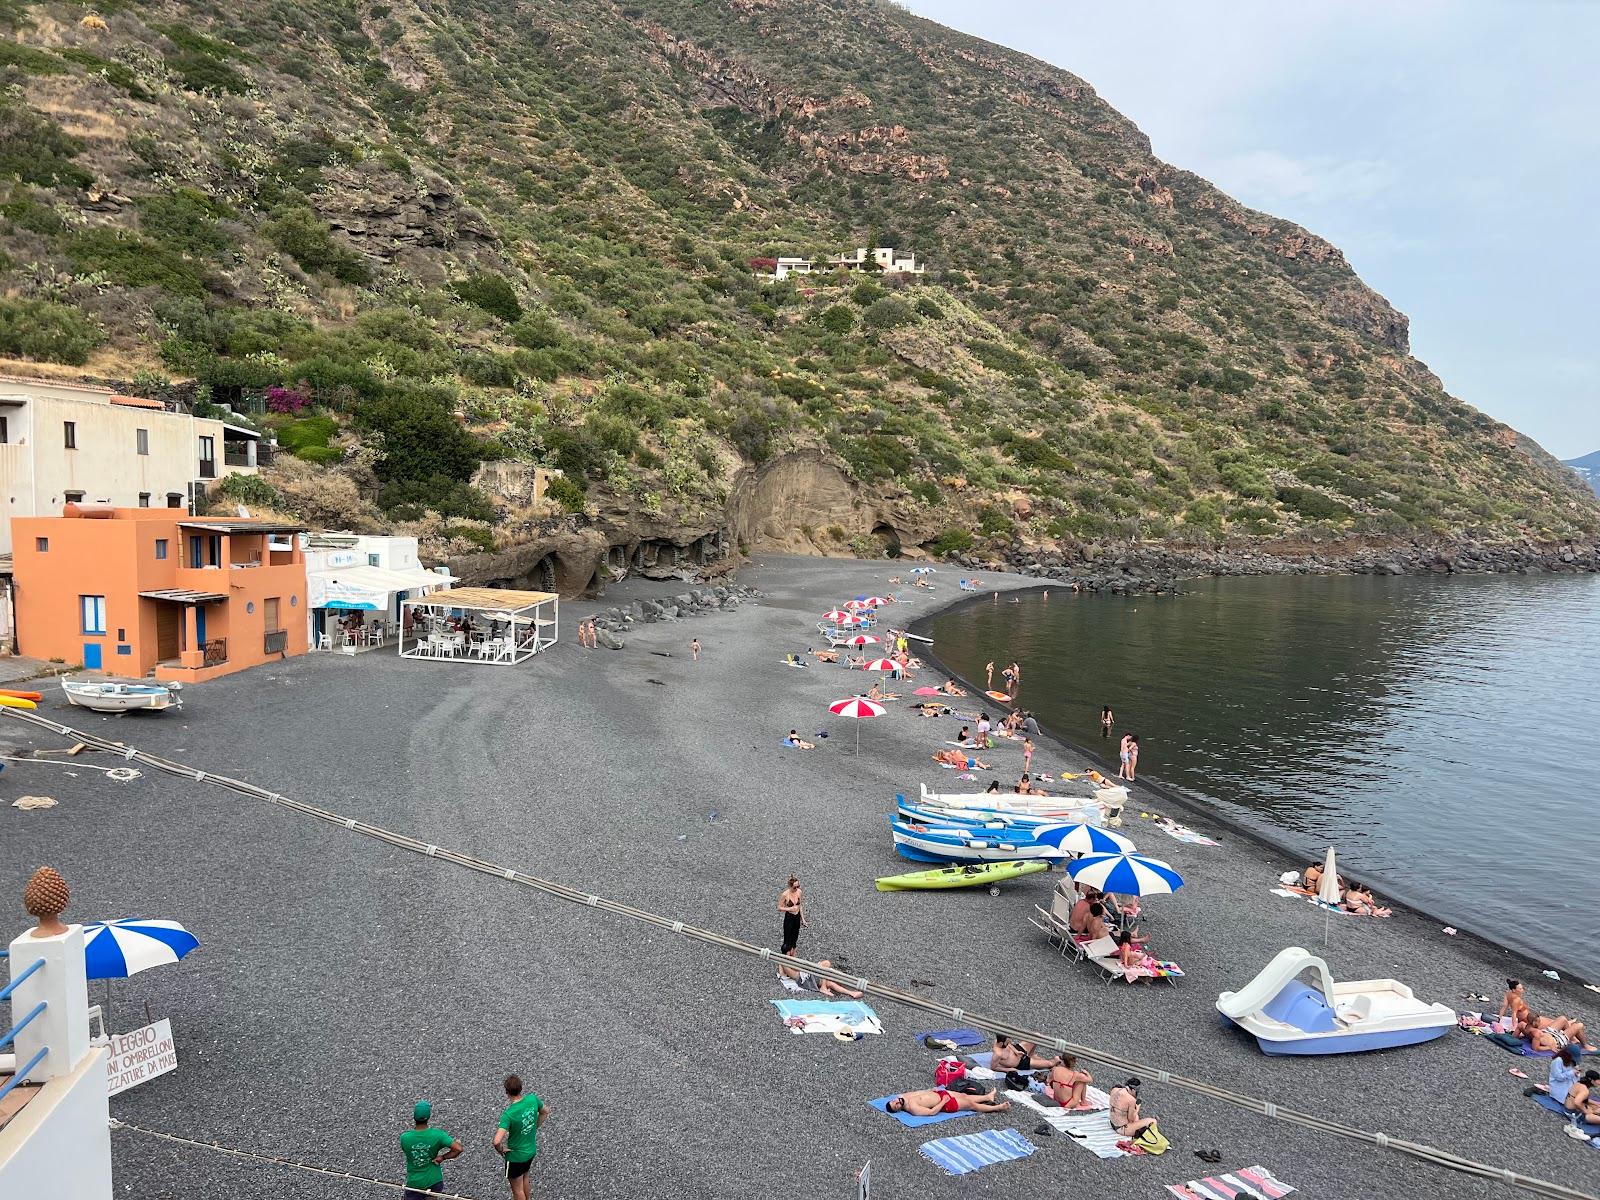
[105,1018,178,1096]
[857,1159,871,1199]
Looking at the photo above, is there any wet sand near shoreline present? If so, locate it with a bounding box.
[3,556,1595,1199]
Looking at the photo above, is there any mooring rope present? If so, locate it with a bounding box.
[109,1120,477,1197]
[7,707,1591,1200]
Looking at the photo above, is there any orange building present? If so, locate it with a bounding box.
[10,506,309,682]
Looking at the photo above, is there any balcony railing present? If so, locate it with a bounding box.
[264,629,287,655]
[198,461,217,479]
[223,448,252,467]
[202,638,228,666]
[0,954,50,1109]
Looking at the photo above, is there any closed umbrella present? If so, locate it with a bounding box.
[1066,852,1183,896]
[1316,845,1341,945]
[1032,823,1137,857]
[829,696,886,754]
[83,919,200,979]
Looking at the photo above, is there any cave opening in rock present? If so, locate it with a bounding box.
[871,523,902,558]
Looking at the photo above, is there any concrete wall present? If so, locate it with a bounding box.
[0,1049,113,1200]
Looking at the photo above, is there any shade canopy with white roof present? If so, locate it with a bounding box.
[309,563,457,611]
[400,586,559,665]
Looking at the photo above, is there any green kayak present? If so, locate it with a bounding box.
[875,860,1048,892]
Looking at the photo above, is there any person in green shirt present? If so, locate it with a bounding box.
[493,1074,548,1200]
[399,1101,462,1197]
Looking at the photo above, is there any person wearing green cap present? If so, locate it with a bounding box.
[400,1101,461,1197]
[493,1074,547,1200]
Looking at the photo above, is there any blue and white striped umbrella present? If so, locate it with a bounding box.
[82,919,200,980]
[1031,822,1137,857]
[909,566,936,574]
[1066,852,1183,896]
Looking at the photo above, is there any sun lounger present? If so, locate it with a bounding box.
[1087,945,1184,984]
[1029,888,1076,955]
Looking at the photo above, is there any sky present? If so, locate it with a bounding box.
[901,0,1600,458]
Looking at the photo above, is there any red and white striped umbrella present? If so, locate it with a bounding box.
[861,657,899,672]
[821,609,856,623]
[828,695,886,753]
[858,596,889,607]
[843,599,870,610]
[843,634,879,646]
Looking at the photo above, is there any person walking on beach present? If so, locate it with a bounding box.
[1022,737,1035,775]
[691,637,701,662]
[400,1101,461,1198]
[1100,705,1114,738]
[494,1075,546,1200]
[779,876,807,951]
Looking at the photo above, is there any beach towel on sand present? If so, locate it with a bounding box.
[1532,1093,1600,1136]
[919,1128,1036,1175]
[917,1028,985,1048]
[869,1096,972,1128]
[771,998,882,1035]
[1166,1164,1295,1199]
[1008,1088,1123,1157]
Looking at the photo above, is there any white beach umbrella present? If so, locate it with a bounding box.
[1317,845,1341,945]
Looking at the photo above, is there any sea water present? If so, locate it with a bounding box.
[924,573,1599,975]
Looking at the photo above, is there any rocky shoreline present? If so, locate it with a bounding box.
[958,536,1600,595]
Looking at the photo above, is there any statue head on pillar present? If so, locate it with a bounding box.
[23,866,70,937]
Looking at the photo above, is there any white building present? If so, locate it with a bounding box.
[827,246,926,275]
[302,532,455,650]
[0,377,262,557]
[773,256,813,280]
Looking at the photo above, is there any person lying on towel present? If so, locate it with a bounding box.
[939,680,967,697]
[777,946,863,999]
[888,1088,1011,1117]
[989,1034,1060,1073]
[933,748,989,770]
[811,648,839,663]
[783,730,816,749]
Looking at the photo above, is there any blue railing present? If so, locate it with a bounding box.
[0,957,49,1105]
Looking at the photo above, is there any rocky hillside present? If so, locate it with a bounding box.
[1,0,1594,591]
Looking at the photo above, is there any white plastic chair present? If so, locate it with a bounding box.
[316,632,332,652]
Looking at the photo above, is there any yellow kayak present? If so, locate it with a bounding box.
[0,695,37,710]
[876,860,1047,893]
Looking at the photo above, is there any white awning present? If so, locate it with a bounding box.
[308,564,456,610]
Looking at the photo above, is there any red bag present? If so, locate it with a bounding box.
[934,1057,967,1087]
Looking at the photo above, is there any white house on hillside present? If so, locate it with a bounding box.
[828,247,925,275]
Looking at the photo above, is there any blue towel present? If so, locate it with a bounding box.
[1532,1093,1600,1136]
[920,1128,1037,1175]
[870,1096,972,1128]
[917,1028,985,1047]
[771,999,877,1025]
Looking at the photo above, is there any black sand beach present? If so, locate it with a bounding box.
[3,556,1597,1199]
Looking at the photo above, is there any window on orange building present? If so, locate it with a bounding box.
[80,595,107,635]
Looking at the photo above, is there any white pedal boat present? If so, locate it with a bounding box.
[1217,947,1455,1055]
[919,781,1120,823]
[62,676,182,713]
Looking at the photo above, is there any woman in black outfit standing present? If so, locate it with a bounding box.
[779,876,807,950]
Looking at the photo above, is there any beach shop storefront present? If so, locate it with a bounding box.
[304,535,455,651]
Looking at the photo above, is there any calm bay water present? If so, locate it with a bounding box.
[924,573,1599,975]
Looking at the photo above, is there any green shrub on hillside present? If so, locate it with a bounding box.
[216,472,281,508]
[137,189,232,256]
[452,273,522,322]
[0,99,89,188]
[55,48,152,99]
[817,305,855,334]
[274,415,339,461]
[262,206,371,284]
[1276,485,1351,521]
[359,390,481,487]
[545,474,587,512]
[0,298,104,365]
[377,476,493,521]
[69,228,209,296]
[928,527,974,556]
[1219,460,1274,500]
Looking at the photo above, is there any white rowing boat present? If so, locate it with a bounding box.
[61,677,182,713]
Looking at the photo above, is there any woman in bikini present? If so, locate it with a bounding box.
[1100,705,1114,737]
[778,877,807,950]
[1048,1055,1096,1111]
[1108,1079,1156,1139]
[889,1088,1011,1117]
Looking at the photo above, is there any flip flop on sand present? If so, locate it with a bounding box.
[1509,1067,1529,1079]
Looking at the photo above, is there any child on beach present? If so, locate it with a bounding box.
[783,730,816,749]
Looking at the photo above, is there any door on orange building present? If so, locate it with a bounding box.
[156,605,181,661]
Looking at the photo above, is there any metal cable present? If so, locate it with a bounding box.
[110,1120,477,1198]
[8,708,1593,1200]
